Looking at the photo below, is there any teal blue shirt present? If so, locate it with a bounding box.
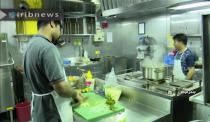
[175,48,195,75]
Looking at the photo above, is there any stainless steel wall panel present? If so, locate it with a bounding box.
[59,14,169,70]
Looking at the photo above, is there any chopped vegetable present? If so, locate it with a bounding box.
[80,102,89,107]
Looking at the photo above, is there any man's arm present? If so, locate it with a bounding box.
[53,81,83,103]
[41,46,83,102]
[53,81,77,98]
[186,67,195,80]
[185,52,196,80]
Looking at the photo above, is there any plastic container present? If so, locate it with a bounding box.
[164,55,174,66]
[63,60,71,67]
[86,79,95,91]
[87,79,95,91]
[15,102,31,122]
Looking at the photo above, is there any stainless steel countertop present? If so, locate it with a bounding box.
[93,77,201,122]
[118,99,169,122]
[96,77,171,121]
[189,92,204,105]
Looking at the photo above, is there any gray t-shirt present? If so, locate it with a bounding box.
[24,35,65,94]
[24,35,66,122]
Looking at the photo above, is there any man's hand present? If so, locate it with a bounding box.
[74,91,83,104]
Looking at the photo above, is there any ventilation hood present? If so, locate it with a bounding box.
[100,0,209,18]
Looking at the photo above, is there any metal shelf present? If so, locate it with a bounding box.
[64,13,96,18]
[61,34,94,36]
[14,34,34,38]
[13,34,34,42]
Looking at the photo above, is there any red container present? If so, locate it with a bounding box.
[102,22,108,29]
[15,102,31,122]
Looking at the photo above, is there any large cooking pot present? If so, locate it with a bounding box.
[142,65,167,80]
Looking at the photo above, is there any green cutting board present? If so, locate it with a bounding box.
[73,92,125,121]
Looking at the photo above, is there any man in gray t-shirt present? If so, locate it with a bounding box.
[24,20,83,122]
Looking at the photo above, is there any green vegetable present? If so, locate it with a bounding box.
[109,105,115,110]
[105,94,116,110]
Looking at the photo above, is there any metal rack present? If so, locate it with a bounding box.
[63,17,96,35]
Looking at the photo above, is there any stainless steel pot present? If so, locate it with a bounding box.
[142,65,166,80]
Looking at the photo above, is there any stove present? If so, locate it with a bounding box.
[117,71,198,97]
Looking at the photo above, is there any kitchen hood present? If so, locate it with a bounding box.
[100,0,209,18]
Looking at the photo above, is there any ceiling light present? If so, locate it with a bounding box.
[170,1,210,10]
[188,8,210,13]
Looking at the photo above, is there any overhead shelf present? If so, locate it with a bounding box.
[14,34,34,37]
[61,34,94,36]
[14,34,34,42]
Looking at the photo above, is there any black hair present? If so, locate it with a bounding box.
[173,33,188,45]
[37,20,61,30]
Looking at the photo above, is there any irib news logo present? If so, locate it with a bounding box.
[0,9,63,21]
[0,10,7,20]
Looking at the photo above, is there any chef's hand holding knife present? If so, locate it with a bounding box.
[53,81,83,104]
[74,91,83,104]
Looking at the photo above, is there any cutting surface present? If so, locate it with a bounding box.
[73,92,125,121]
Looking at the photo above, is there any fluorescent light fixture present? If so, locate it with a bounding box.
[188,8,210,13]
[171,19,199,24]
[170,1,210,10]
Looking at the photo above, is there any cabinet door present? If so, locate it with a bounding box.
[170,13,202,36]
[185,13,202,36]
[170,14,186,35]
